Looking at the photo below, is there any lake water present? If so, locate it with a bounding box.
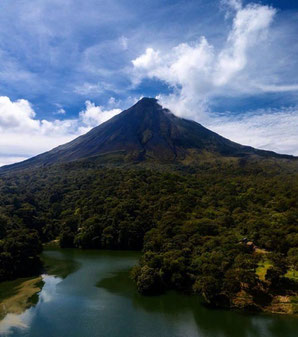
[0,248,297,337]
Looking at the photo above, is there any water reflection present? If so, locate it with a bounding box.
[0,310,32,336]
[0,249,297,337]
[0,275,61,336]
[38,275,62,303]
[97,269,298,337]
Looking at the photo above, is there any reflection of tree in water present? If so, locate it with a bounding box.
[97,269,297,337]
[0,249,78,324]
[41,252,80,279]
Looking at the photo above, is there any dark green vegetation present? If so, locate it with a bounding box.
[0,227,42,282]
[0,98,297,313]
[0,159,297,312]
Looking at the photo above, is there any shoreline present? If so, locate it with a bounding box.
[0,276,43,320]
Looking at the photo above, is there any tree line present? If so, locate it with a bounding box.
[0,159,297,309]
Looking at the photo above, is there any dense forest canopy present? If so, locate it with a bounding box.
[0,158,297,310]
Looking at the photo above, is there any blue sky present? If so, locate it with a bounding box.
[0,0,298,165]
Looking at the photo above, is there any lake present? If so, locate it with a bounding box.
[0,248,297,337]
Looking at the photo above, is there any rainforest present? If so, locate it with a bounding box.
[1,158,297,314]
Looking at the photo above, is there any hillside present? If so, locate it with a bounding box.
[0,158,297,313]
[0,98,297,315]
[0,98,294,173]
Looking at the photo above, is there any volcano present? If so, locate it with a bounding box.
[0,97,294,172]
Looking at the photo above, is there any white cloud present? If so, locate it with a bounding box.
[0,96,38,130]
[214,4,276,86]
[55,108,66,115]
[79,100,121,129]
[206,107,298,156]
[0,0,297,166]
[132,48,160,71]
[131,1,297,118]
[0,156,29,168]
[221,0,242,12]
[0,96,121,167]
[130,1,298,156]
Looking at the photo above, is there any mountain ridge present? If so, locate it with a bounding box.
[0,97,295,173]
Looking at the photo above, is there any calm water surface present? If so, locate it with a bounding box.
[0,248,297,337]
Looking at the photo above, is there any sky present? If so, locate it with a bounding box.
[0,0,298,166]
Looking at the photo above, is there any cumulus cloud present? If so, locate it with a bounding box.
[79,100,121,131]
[0,97,76,166]
[131,1,297,118]
[1,0,297,165]
[130,1,298,156]
[132,48,161,77]
[214,3,276,86]
[0,96,38,130]
[0,96,121,166]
